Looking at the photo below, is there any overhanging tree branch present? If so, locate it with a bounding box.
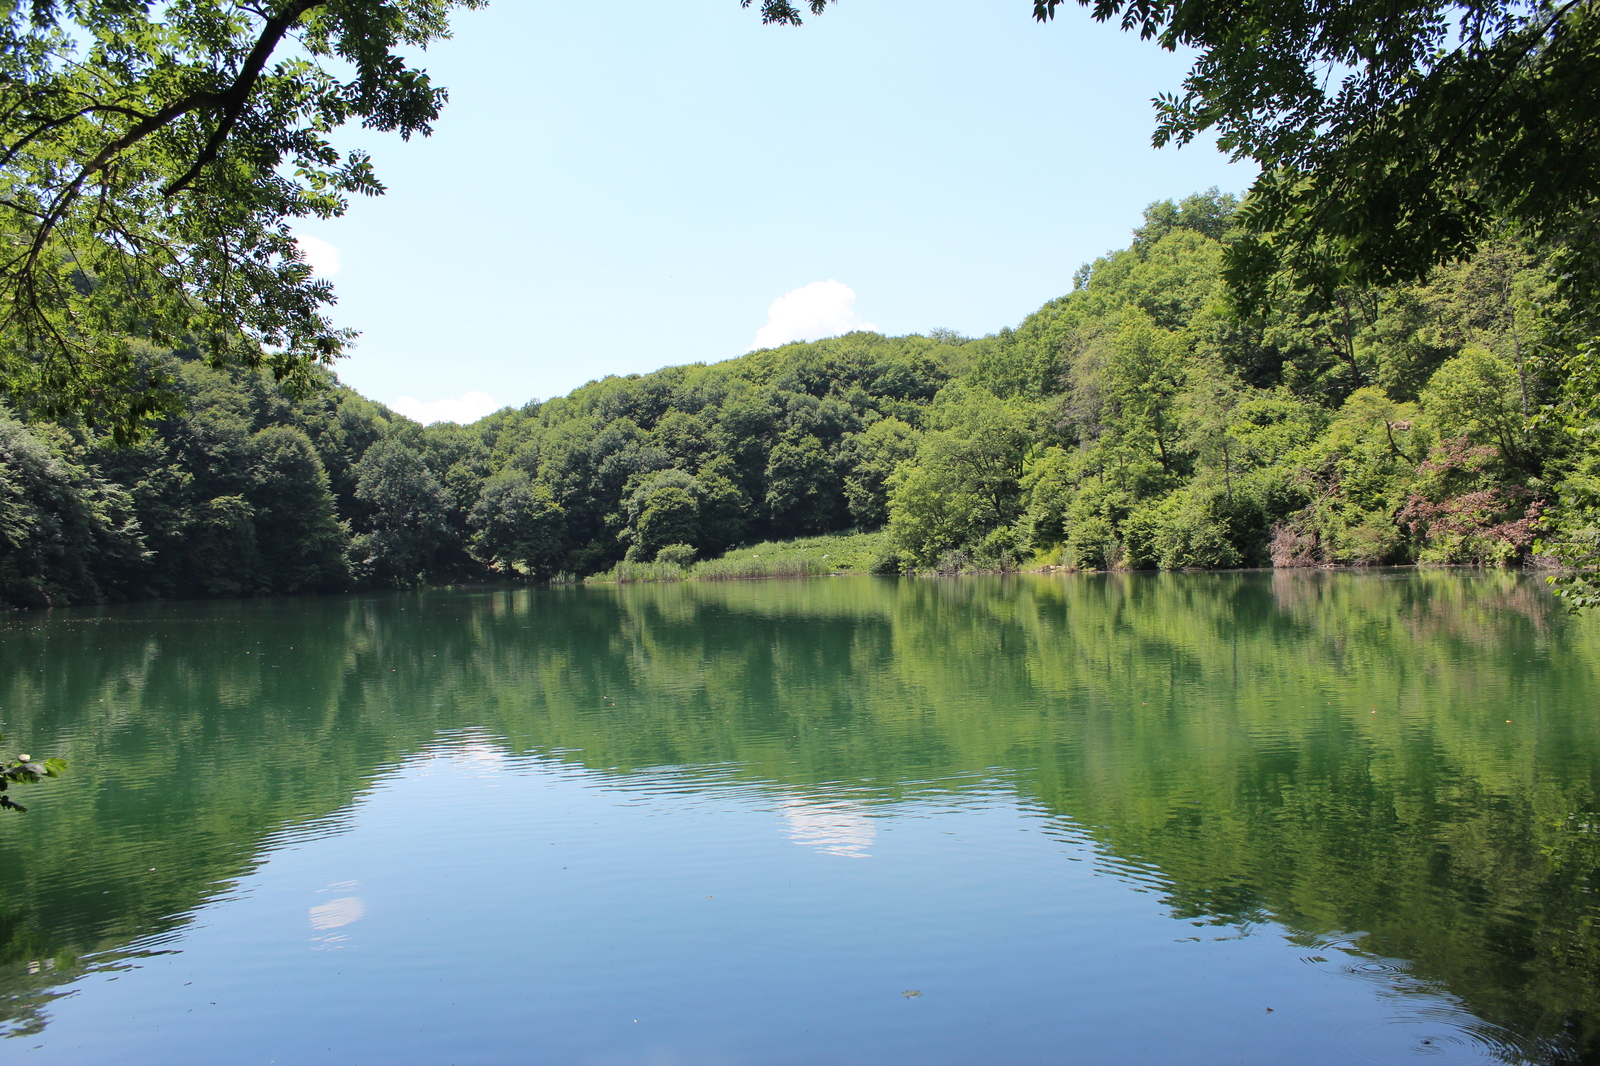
[0,0,481,442]
[163,0,328,196]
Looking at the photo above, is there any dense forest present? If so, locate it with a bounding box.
[2,190,1594,609]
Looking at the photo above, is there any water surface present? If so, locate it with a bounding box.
[1,571,1598,1064]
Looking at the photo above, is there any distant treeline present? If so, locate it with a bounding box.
[2,189,1593,608]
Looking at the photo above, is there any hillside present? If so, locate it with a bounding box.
[3,190,1593,608]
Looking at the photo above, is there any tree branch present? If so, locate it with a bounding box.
[163,0,328,196]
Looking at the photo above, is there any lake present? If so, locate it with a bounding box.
[1,571,1598,1064]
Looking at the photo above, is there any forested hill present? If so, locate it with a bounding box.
[2,190,1590,609]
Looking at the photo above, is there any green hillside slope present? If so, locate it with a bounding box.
[3,190,1594,608]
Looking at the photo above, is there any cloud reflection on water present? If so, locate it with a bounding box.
[781,799,875,858]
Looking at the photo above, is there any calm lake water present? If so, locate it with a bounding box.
[1,572,1599,1064]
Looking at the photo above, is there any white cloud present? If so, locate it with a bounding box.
[390,391,500,425]
[750,279,876,350]
[295,233,342,276]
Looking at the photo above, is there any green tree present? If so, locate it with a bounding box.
[246,425,348,592]
[1022,0,1600,333]
[1097,310,1190,477]
[0,0,484,441]
[692,459,752,554]
[840,417,920,527]
[764,432,843,534]
[0,410,144,607]
[181,494,263,597]
[887,388,1033,566]
[624,475,702,562]
[470,471,566,577]
[1421,346,1540,473]
[350,438,449,587]
[1270,388,1423,566]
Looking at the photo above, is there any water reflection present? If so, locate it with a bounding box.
[0,571,1595,1062]
[309,891,365,931]
[781,799,876,858]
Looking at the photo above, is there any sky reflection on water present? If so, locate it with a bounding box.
[0,571,1596,1064]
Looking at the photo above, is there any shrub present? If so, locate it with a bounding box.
[1065,515,1117,570]
[869,551,904,575]
[654,543,697,567]
[1398,437,1546,565]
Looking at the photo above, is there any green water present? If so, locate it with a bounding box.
[1,571,1598,1064]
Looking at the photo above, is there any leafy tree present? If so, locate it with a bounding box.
[1024,0,1600,333]
[1131,188,1238,249]
[840,417,920,527]
[1421,346,1542,474]
[741,0,833,25]
[470,471,566,577]
[246,425,348,592]
[0,410,143,606]
[887,387,1033,566]
[1096,310,1191,477]
[0,0,484,441]
[1540,339,1600,605]
[627,478,701,562]
[619,465,750,561]
[181,494,263,597]
[763,433,844,534]
[691,459,752,555]
[350,438,449,587]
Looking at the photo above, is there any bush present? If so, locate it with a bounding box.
[973,527,1021,571]
[654,543,697,567]
[869,551,904,575]
[1398,438,1545,565]
[1150,490,1243,570]
[1065,515,1117,570]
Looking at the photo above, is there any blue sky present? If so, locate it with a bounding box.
[300,0,1255,422]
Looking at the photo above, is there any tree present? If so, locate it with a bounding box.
[1099,310,1190,476]
[840,416,920,527]
[0,0,484,442]
[887,387,1033,566]
[621,472,702,561]
[1026,0,1600,327]
[0,408,144,606]
[247,424,348,591]
[1421,346,1541,473]
[351,437,449,586]
[470,471,566,576]
[617,465,749,561]
[740,0,834,26]
[764,432,843,534]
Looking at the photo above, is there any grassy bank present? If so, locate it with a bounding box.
[584,530,897,584]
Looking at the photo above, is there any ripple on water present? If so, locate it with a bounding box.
[1,574,1597,1063]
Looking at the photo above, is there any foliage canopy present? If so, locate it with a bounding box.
[9,189,1598,607]
[1023,0,1600,322]
[0,0,483,442]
